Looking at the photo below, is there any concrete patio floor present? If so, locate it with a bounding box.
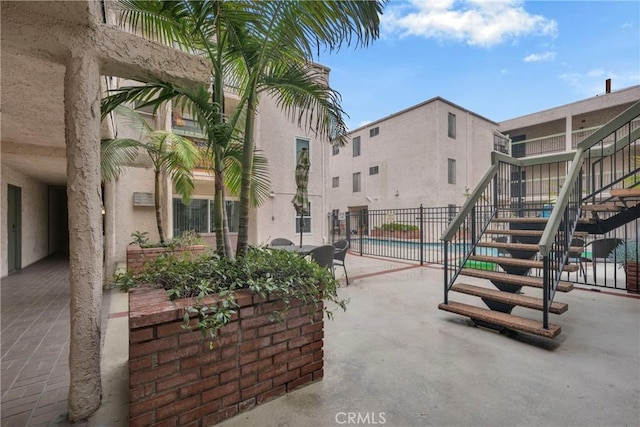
[2,253,639,426]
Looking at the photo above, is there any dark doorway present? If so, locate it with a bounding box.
[7,184,22,272]
[48,186,69,255]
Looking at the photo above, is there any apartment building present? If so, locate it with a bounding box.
[499,84,640,206]
[327,97,500,220]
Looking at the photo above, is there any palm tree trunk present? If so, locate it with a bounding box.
[213,149,226,256]
[154,169,166,244]
[236,88,257,258]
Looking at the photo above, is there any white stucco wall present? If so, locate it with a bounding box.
[327,98,497,215]
[253,94,329,246]
[1,165,50,276]
[109,167,161,270]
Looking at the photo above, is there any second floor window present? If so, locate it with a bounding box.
[369,166,379,175]
[353,136,361,157]
[448,158,456,184]
[353,172,361,192]
[448,112,456,139]
[332,143,339,156]
[369,127,379,137]
[332,176,339,188]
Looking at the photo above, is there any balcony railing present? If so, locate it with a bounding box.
[510,118,640,158]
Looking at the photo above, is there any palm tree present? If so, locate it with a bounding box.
[105,0,385,256]
[224,1,384,256]
[104,106,200,244]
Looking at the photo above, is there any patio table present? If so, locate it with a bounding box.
[269,244,318,255]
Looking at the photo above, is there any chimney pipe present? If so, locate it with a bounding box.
[605,78,611,94]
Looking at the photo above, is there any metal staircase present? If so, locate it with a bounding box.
[439,100,640,339]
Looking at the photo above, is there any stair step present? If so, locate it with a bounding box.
[459,268,574,292]
[485,229,589,238]
[438,301,561,338]
[451,283,568,314]
[610,188,640,199]
[468,255,579,272]
[492,217,594,224]
[477,241,584,255]
[582,203,624,212]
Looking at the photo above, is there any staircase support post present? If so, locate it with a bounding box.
[444,242,449,304]
[419,204,424,266]
[542,255,550,329]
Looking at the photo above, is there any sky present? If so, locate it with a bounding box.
[316,0,640,130]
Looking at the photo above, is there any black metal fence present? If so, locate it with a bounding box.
[327,204,638,291]
[328,206,459,264]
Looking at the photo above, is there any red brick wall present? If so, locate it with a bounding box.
[126,245,208,275]
[129,287,324,426]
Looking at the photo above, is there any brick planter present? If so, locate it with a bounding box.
[127,245,208,275]
[625,261,639,294]
[128,287,324,426]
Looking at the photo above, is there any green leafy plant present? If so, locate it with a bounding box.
[125,246,347,347]
[130,231,150,246]
[113,271,137,292]
[380,222,419,232]
[608,240,640,265]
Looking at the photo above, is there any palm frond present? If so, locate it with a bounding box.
[259,62,348,145]
[223,143,271,207]
[100,138,140,182]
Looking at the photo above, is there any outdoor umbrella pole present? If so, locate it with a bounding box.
[292,148,310,248]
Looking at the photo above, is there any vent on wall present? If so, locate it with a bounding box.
[133,192,155,207]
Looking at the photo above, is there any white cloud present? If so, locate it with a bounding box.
[621,22,632,29]
[382,0,558,47]
[523,51,556,62]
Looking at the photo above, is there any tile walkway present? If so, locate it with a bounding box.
[1,256,109,426]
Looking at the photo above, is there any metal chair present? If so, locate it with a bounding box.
[270,238,295,246]
[582,237,624,283]
[332,239,350,285]
[309,245,335,276]
[567,238,587,283]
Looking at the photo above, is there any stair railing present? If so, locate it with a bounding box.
[539,101,640,328]
[442,101,640,327]
[441,157,499,303]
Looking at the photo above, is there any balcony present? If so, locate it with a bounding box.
[510,118,640,158]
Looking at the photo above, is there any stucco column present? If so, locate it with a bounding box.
[565,114,573,151]
[64,54,103,421]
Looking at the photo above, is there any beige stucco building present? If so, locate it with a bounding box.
[326,97,500,220]
[1,0,331,420]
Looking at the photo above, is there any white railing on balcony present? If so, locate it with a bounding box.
[511,118,640,157]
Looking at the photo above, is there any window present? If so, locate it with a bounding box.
[448,112,456,139]
[369,127,379,137]
[296,137,310,164]
[332,143,339,156]
[353,172,361,192]
[295,202,311,234]
[173,198,239,235]
[332,176,340,188]
[369,166,379,175]
[352,136,361,157]
[511,135,526,158]
[447,159,456,184]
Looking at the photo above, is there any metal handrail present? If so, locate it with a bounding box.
[539,100,640,256]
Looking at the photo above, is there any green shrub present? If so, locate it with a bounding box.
[379,222,418,232]
[123,246,347,347]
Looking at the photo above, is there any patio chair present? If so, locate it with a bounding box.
[567,238,587,283]
[332,239,350,285]
[270,238,295,246]
[582,237,623,283]
[309,245,335,277]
